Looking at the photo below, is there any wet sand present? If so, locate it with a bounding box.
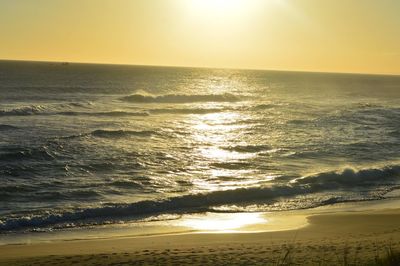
[1,206,400,265]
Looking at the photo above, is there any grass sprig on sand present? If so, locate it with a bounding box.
[372,247,400,266]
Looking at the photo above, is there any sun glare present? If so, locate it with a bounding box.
[179,212,266,232]
[183,0,263,19]
[190,0,245,13]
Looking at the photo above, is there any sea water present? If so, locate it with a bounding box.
[0,60,399,233]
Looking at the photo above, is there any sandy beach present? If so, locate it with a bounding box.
[1,201,400,265]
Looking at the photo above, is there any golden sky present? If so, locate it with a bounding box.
[1,0,399,74]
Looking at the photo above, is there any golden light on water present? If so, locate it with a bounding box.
[190,111,251,162]
[179,212,266,232]
[186,108,263,192]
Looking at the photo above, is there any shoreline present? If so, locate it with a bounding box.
[1,197,399,246]
[1,199,400,265]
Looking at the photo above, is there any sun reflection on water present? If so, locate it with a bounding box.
[189,109,252,162]
[185,105,265,192]
[179,212,266,232]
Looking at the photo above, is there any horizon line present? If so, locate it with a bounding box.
[1,58,399,77]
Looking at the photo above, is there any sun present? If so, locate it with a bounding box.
[180,0,264,32]
[185,0,257,17]
[191,0,245,12]
[177,0,270,56]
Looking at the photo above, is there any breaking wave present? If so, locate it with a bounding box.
[295,166,400,187]
[120,93,241,103]
[0,105,47,116]
[1,164,399,231]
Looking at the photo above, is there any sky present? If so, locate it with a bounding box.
[0,0,399,74]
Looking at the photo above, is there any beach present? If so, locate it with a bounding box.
[1,200,400,265]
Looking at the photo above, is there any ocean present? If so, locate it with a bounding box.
[0,60,399,235]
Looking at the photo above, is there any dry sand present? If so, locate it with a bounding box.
[1,207,400,265]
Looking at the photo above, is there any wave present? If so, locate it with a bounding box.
[0,102,92,117]
[221,144,271,153]
[120,93,241,103]
[1,85,135,95]
[57,111,149,117]
[90,129,157,139]
[109,180,143,189]
[0,146,56,161]
[32,189,102,201]
[0,105,47,116]
[316,106,400,127]
[210,162,252,170]
[0,124,19,131]
[1,164,399,231]
[62,102,94,108]
[150,108,226,115]
[251,104,277,110]
[0,102,151,118]
[294,165,400,188]
[0,184,38,193]
[0,185,302,231]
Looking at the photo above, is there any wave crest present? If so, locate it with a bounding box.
[295,165,400,188]
[0,105,47,116]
